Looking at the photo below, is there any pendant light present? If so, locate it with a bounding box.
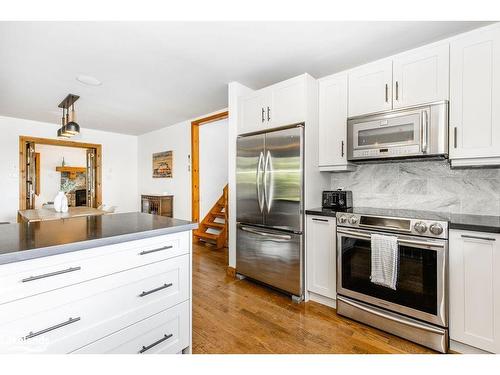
[56,94,81,138]
[58,107,71,138]
[65,103,80,135]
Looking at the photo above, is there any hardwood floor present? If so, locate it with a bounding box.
[192,242,435,354]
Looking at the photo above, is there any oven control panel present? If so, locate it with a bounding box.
[336,213,448,239]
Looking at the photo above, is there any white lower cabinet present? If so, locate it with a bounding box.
[449,229,500,353]
[0,232,192,354]
[306,216,337,303]
[72,301,190,354]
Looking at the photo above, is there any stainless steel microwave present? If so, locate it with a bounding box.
[347,101,448,161]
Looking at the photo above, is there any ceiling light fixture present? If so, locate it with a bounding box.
[57,94,81,138]
[76,75,102,86]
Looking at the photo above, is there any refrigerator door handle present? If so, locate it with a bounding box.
[240,225,292,241]
[256,151,265,212]
[263,150,273,213]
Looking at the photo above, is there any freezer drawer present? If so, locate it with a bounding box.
[236,223,303,296]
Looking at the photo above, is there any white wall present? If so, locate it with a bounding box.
[199,119,228,219]
[137,120,192,221]
[34,144,87,208]
[137,110,228,222]
[0,116,138,223]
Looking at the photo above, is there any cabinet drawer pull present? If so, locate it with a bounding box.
[21,266,81,283]
[139,245,173,255]
[395,81,399,101]
[385,84,389,103]
[267,106,271,121]
[139,333,173,353]
[261,108,265,123]
[312,218,328,222]
[24,317,81,340]
[139,283,173,297]
[461,234,496,242]
[454,127,458,149]
[341,140,344,157]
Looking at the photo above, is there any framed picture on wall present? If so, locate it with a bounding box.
[152,151,173,178]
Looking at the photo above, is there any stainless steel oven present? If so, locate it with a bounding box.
[336,212,449,352]
[347,101,448,161]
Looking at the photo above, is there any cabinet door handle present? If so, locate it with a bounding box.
[24,317,81,340]
[267,106,271,122]
[139,333,173,353]
[21,266,81,283]
[395,81,399,101]
[139,245,173,256]
[454,127,458,149]
[312,218,328,222]
[341,140,344,157]
[461,234,496,242]
[139,283,173,297]
[385,84,389,103]
[261,108,265,123]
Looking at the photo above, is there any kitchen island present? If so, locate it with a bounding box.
[0,212,197,354]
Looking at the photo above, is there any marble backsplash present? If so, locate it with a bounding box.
[330,160,500,215]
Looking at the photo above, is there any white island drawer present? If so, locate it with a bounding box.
[0,231,190,306]
[72,301,190,354]
[0,254,189,354]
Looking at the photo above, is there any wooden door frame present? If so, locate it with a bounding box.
[191,111,228,222]
[19,136,102,211]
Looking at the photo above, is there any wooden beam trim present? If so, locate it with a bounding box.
[18,136,103,211]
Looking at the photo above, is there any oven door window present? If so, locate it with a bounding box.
[341,236,438,315]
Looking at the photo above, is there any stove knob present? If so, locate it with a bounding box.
[348,216,358,225]
[429,223,444,236]
[414,221,428,233]
[338,215,347,224]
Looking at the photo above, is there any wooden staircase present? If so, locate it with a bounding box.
[193,185,228,249]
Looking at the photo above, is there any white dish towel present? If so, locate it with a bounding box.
[370,233,399,290]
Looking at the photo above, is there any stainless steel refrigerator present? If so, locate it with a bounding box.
[236,124,304,300]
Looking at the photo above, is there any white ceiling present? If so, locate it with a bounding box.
[0,21,491,135]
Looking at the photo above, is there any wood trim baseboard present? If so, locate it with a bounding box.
[226,266,236,278]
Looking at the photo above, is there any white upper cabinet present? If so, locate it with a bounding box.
[269,76,306,127]
[237,75,310,135]
[449,230,500,353]
[348,59,393,117]
[449,24,500,165]
[238,90,270,135]
[318,73,356,171]
[392,44,449,108]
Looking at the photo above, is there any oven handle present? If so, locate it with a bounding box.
[337,296,446,335]
[358,223,412,233]
[337,228,446,249]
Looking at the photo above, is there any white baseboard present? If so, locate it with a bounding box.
[450,340,492,354]
[307,291,337,309]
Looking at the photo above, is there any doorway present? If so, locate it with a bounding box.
[19,136,102,211]
[191,111,229,252]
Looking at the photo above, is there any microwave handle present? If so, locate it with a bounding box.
[421,110,429,153]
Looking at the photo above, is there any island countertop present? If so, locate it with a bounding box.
[0,212,198,265]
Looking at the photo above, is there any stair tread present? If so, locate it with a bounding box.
[193,231,219,240]
[205,222,225,229]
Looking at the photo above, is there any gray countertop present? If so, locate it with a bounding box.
[0,212,198,265]
[305,207,500,234]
